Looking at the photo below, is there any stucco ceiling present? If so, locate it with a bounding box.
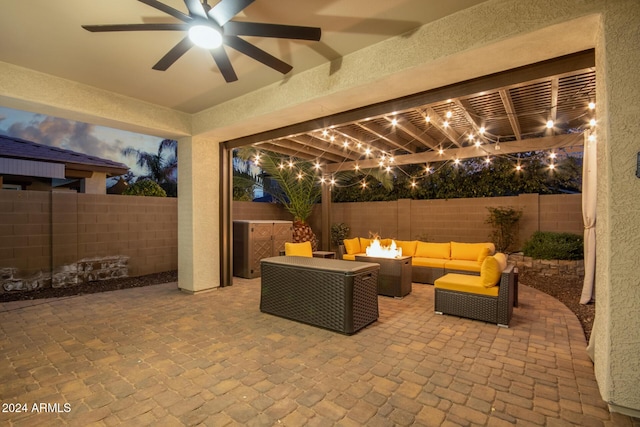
[0,0,487,114]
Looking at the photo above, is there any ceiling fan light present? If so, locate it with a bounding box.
[188,25,222,49]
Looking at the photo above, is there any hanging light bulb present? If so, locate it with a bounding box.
[314,161,321,170]
[410,180,417,188]
[425,116,431,123]
[546,120,554,129]
[549,152,557,159]
[485,156,491,164]
[590,118,597,127]
[438,148,444,155]
[549,163,556,170]
[446,111,452,119]
[391,117,398,126]
[588,101,596,110]
[479,126,486,134]
[361,181,367,189]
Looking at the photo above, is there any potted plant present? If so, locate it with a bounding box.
[330,223,350,248]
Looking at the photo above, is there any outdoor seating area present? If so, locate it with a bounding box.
[1,278,636,426]
[341,238,499,284]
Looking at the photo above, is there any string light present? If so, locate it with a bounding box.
[589,101,596,110]
[252,96,595,190]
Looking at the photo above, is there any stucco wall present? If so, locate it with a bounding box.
[591,1,640,416]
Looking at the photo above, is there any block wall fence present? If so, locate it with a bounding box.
[0,191,581,289]
[0,191,177,290]
[327,193,583,248]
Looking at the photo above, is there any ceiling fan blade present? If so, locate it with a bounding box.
[152,36,193,71]
[224,22,321,41]
[210,48,238,82]
[208,0,255,26]
[82,23,188,32]
[138,0,192,22]
[224,35,292,75]
[183,0,208,19]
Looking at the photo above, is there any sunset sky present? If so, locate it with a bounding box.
[0,106,166,177]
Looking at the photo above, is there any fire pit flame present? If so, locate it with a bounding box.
[366,238,402,258]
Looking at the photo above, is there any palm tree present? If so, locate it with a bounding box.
[237,147,392,250]
[122,139,177,196]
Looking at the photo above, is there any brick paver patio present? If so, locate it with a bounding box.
[1,278,638,426]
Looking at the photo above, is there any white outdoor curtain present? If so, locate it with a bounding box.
[580,130,597,304]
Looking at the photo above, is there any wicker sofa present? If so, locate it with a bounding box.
[339,238,498,284]
[434,256,515,327]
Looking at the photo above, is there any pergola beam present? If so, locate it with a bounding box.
[424,107,463,148]
[384,116,439,149]
[499,89,522,140]
[323,132,584,172]
[356,122,417,153]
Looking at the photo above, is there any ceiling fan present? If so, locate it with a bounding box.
[82,0,321,82]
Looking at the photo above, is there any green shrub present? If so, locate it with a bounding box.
[485,206,523,253]
[330,223,350,247]
[522,231,583,260]
[122,179,167,197]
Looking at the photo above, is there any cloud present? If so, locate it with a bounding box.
[7,116,134,169]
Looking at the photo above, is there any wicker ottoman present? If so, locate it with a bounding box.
[260,256,380,334]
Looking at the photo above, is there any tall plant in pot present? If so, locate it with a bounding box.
[237,148,322,249]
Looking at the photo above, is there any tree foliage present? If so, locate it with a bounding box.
[122,139,178,197]
[235,148,393,222]
[332,152,582,202]
[122,179,167,197]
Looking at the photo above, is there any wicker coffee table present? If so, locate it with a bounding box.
[355,255,412,298]
[260,256,380,334]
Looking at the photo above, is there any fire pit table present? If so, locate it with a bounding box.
[355,255,412,298]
